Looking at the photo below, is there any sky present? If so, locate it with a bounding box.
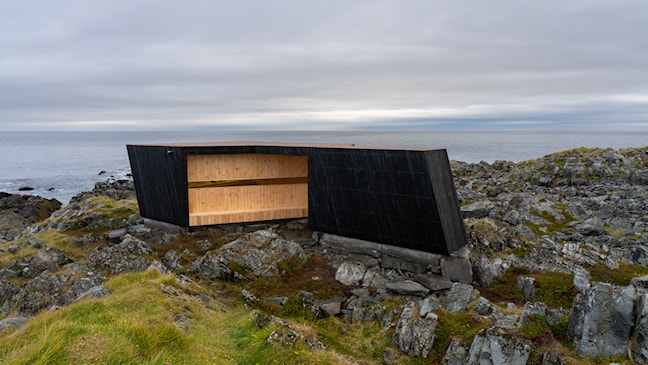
[1,1,647,131]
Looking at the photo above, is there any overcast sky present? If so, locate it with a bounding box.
[1,1,647,131]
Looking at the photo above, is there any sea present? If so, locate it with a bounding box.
[0,130,646,205]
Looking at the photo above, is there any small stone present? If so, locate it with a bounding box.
[297,290,315,304]
[241,289,259,303]
[254,312,270,328]
[335,261,367,286]
[8,245,18,254]
[385,280,430,297]
[319,299,343,317]
[414,273,453,291]
[266,297,288,307]
[475,297,495,316]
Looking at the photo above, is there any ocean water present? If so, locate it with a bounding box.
[0,130,646,205]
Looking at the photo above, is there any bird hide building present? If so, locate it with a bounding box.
[127,142,467,255]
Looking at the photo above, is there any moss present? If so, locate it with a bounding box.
[426,311,487,363]
[482,267,576,309]
[587,262,648,286]
[519,314,550,341]
[248,255,348,301]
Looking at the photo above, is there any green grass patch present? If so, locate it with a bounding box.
[587,262,648,286]
[0,269,360,364]
[424,311,487,364]
[249,255,348,301]
[481,267,577,309]
[519,314,551,341]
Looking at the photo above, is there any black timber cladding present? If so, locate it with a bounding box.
[127,142,467,255]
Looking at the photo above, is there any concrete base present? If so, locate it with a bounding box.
[143,218,187,234]
[318,233,443,266]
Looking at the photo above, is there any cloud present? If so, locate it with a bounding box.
[0,0,647,130]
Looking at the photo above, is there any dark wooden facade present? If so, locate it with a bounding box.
[127,142,467,255]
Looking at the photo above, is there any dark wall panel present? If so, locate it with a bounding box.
[127,145,189,226]
[307,148,457,254]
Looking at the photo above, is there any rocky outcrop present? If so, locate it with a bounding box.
[190,230,305,280]
[0,192,61,242]
[1,146,648,363]
[391,301,439,358]
[466,327,532,365]
[567,282,635,357]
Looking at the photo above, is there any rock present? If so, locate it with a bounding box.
[87,235,152,276]
[0,192,61,241]
[265,297,288,307]
[361,268,387,288]
[442,337,469,365]
[0,316,30,331]
[386,280,430,297]
[419,296,442,317]
[76,286,110,301]
[516,276,536,298]
[297,290,315,305]
[445,282,477,313]
[0,268,17,280]
[381,255,428,274]
[254,312,271,328]
[567,282,635,357]
[319,299,343,317]
[392,301,438,358]
[631,293,648,365]
[441,255,474,284]
[474,257,508,288]
[18,186,34,191]
[494,313,520,329]
[241,289,259,303]
[8,244,18,254]
[106,228,127,243]
[414,273,453,291]
[466,327,532,365]
[266,330,302,348]
[162,250,184,271]
[518,302,547,326]
[573,269,590,291]
[576,217,605,236]
[335,261,367,286]
[475,296,496,316]
[462,200,495,219]
[25,236,44,248]
[190,230,304,280]
[541,351,567,365]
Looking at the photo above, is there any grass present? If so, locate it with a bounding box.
[423,311,487,364]
[248,255,349,301]
[586,262,648,286]
[0,269,376,364]
[481,267,577,309]
[525,201,578,236]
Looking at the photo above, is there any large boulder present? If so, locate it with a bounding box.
[567,282,635,357]
[0,192,61,242]
[391,301,438,358]
[466,327,532,365]
[190,230,304,280]
[88,234,152,275]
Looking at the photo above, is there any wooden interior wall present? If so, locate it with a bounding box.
[187,154,308,225]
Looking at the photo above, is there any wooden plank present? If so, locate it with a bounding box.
[187,154,308,181]
[188,183,308,214]
[189,207,308,226]
[187,176,308,188]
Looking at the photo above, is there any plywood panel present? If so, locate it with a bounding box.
[187,154,308,181]
[189,207,309,226]
[188,184,308,213]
